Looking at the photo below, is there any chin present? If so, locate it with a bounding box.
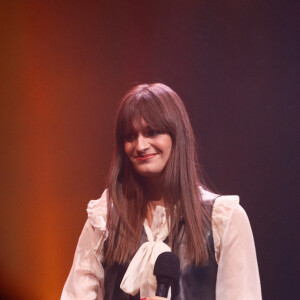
[135,168,163,178]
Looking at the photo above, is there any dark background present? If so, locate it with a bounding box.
[0,1,298,299]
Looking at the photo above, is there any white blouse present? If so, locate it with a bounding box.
[61,189,262,300]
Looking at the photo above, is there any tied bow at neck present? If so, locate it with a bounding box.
[120,205,171,298]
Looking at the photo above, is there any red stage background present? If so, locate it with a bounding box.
[0,1,298,299]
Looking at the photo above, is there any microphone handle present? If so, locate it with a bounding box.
[156,282,170,297]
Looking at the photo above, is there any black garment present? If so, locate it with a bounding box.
[102,200,217,300]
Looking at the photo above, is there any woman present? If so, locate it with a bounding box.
[61,83,261,300]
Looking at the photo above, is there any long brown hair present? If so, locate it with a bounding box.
[105,83,211,266]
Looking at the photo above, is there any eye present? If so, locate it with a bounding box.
[124,133,136,142]
[147,130,161,137]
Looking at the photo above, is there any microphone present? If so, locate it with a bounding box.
[153,252,180,298]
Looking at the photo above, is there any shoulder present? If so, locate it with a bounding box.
[200,187,242,237]
[199,186,240,211]
[199,186,242,235]
[199,186,219,201]
[86,189,108,230]
[211,194,252,261]
[213,194,241,223]
[199,187,246,261]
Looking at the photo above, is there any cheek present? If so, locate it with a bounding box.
[166,146,172,162]
[124,142,131,157]
[161,136,173,159]
[124,143,134,158]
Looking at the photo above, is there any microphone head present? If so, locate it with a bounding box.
[153,252,180,283]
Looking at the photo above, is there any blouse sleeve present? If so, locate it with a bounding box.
[212,196,262,300]
[61,190,108,300]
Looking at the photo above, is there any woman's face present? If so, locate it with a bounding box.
[124,119,172,178]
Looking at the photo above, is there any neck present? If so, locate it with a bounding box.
[144,177,165,228]
[143,176,164,202]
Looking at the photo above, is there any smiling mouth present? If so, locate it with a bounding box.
[135,154,157,161]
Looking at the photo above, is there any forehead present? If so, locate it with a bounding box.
[125,118,151,134]
[119,98,171,138]
[131,118,147,130]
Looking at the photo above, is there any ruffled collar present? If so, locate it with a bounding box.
[86,188,222,298]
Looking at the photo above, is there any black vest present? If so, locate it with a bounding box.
[102,200,217,300]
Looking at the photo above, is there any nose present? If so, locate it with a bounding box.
[136,134,149,153]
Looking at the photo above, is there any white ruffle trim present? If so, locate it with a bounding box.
[212,195,240,262]
[86,189,108,231]
[86,190,109,258]
[200,186,219,201]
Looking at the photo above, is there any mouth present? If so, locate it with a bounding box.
[135,154,157,161]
